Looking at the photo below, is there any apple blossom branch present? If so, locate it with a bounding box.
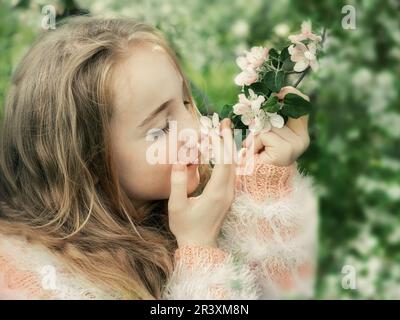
[199,21,327,137]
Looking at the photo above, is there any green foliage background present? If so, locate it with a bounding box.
[0,0,399,299]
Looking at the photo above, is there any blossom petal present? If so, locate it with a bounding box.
[310,34,322,42]
[290,51,304,62]
[262,119,272,132]
[241,113,254,125]
[288,34,306,43]
[289,21,322,44]
[288,44,296,55]
[233,103,249,115]
[236,56,249,70]
[251,96,265,111]
[248,89,257,100]
[237,94,248,105]
[200,116,212,130]
[294,60,309,72]
[293,41,308,52]
[251,115,270,132]
[308,42,317,55]
[234,69,258,86]
[301,21,312,34]
[212,112,220,128]
[247,46,268,69]
[269,113,285,128]
[246,69,259,85]
[234,72,246,86]
[304,50,316,61]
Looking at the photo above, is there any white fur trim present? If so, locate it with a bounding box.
[219,168,319,299]
[163,254,260,300]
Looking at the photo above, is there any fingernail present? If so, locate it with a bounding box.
[221,118,229,129]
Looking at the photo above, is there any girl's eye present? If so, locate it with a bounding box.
[146,121,170,140]
[183,100,191,108]
[161,121,170,134]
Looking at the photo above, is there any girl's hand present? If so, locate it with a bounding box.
[168,119,236,248]
[242,86,311,166]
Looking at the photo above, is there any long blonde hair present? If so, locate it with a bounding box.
[0,16,209,299]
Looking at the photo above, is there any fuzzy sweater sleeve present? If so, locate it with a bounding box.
[218,153,319,299]
[162,245,260,299]
[0,234,123,300]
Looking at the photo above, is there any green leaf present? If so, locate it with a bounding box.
[269,48,280,68]
[232,117,249,141]
[262,95,281,113]
[244,81,269,96]
[281,93,311,118]
[280,46,290,61]
[269,48,279,59]
[282,59,295,71]
[219,104,233,119]
[265,103,281,113]
[264,95,278,107]
[264,71,284,92]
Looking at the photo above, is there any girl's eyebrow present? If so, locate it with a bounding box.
[138,99,173,129]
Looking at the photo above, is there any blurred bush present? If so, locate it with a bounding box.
[0,0,399,299]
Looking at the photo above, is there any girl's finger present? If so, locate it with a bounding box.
[245,132,264,154]
[218,118,234,164]
[219,118,237,182]
[169,163,188,211]
[271,127,304,157]
[258,131,293,164]
[259,130,286,148]
[218,118,236,183]
[286,114,309,138]
[276,86,310,101]
[204,153,234,197]
[270,125,298,141]
[204,119,235,196]
[275,86,310,138]
[271,125,309,153]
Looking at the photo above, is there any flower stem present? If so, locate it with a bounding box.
[293,68,310,88]
[285,71,302,74]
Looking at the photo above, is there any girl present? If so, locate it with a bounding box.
[0,17,317,299]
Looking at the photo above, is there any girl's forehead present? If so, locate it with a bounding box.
[111,42,183,119]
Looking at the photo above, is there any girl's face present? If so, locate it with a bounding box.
[110,42,200,201]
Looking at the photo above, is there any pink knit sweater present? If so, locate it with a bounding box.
[0,154,318,299]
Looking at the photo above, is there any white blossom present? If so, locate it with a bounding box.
[288,41,319,72]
